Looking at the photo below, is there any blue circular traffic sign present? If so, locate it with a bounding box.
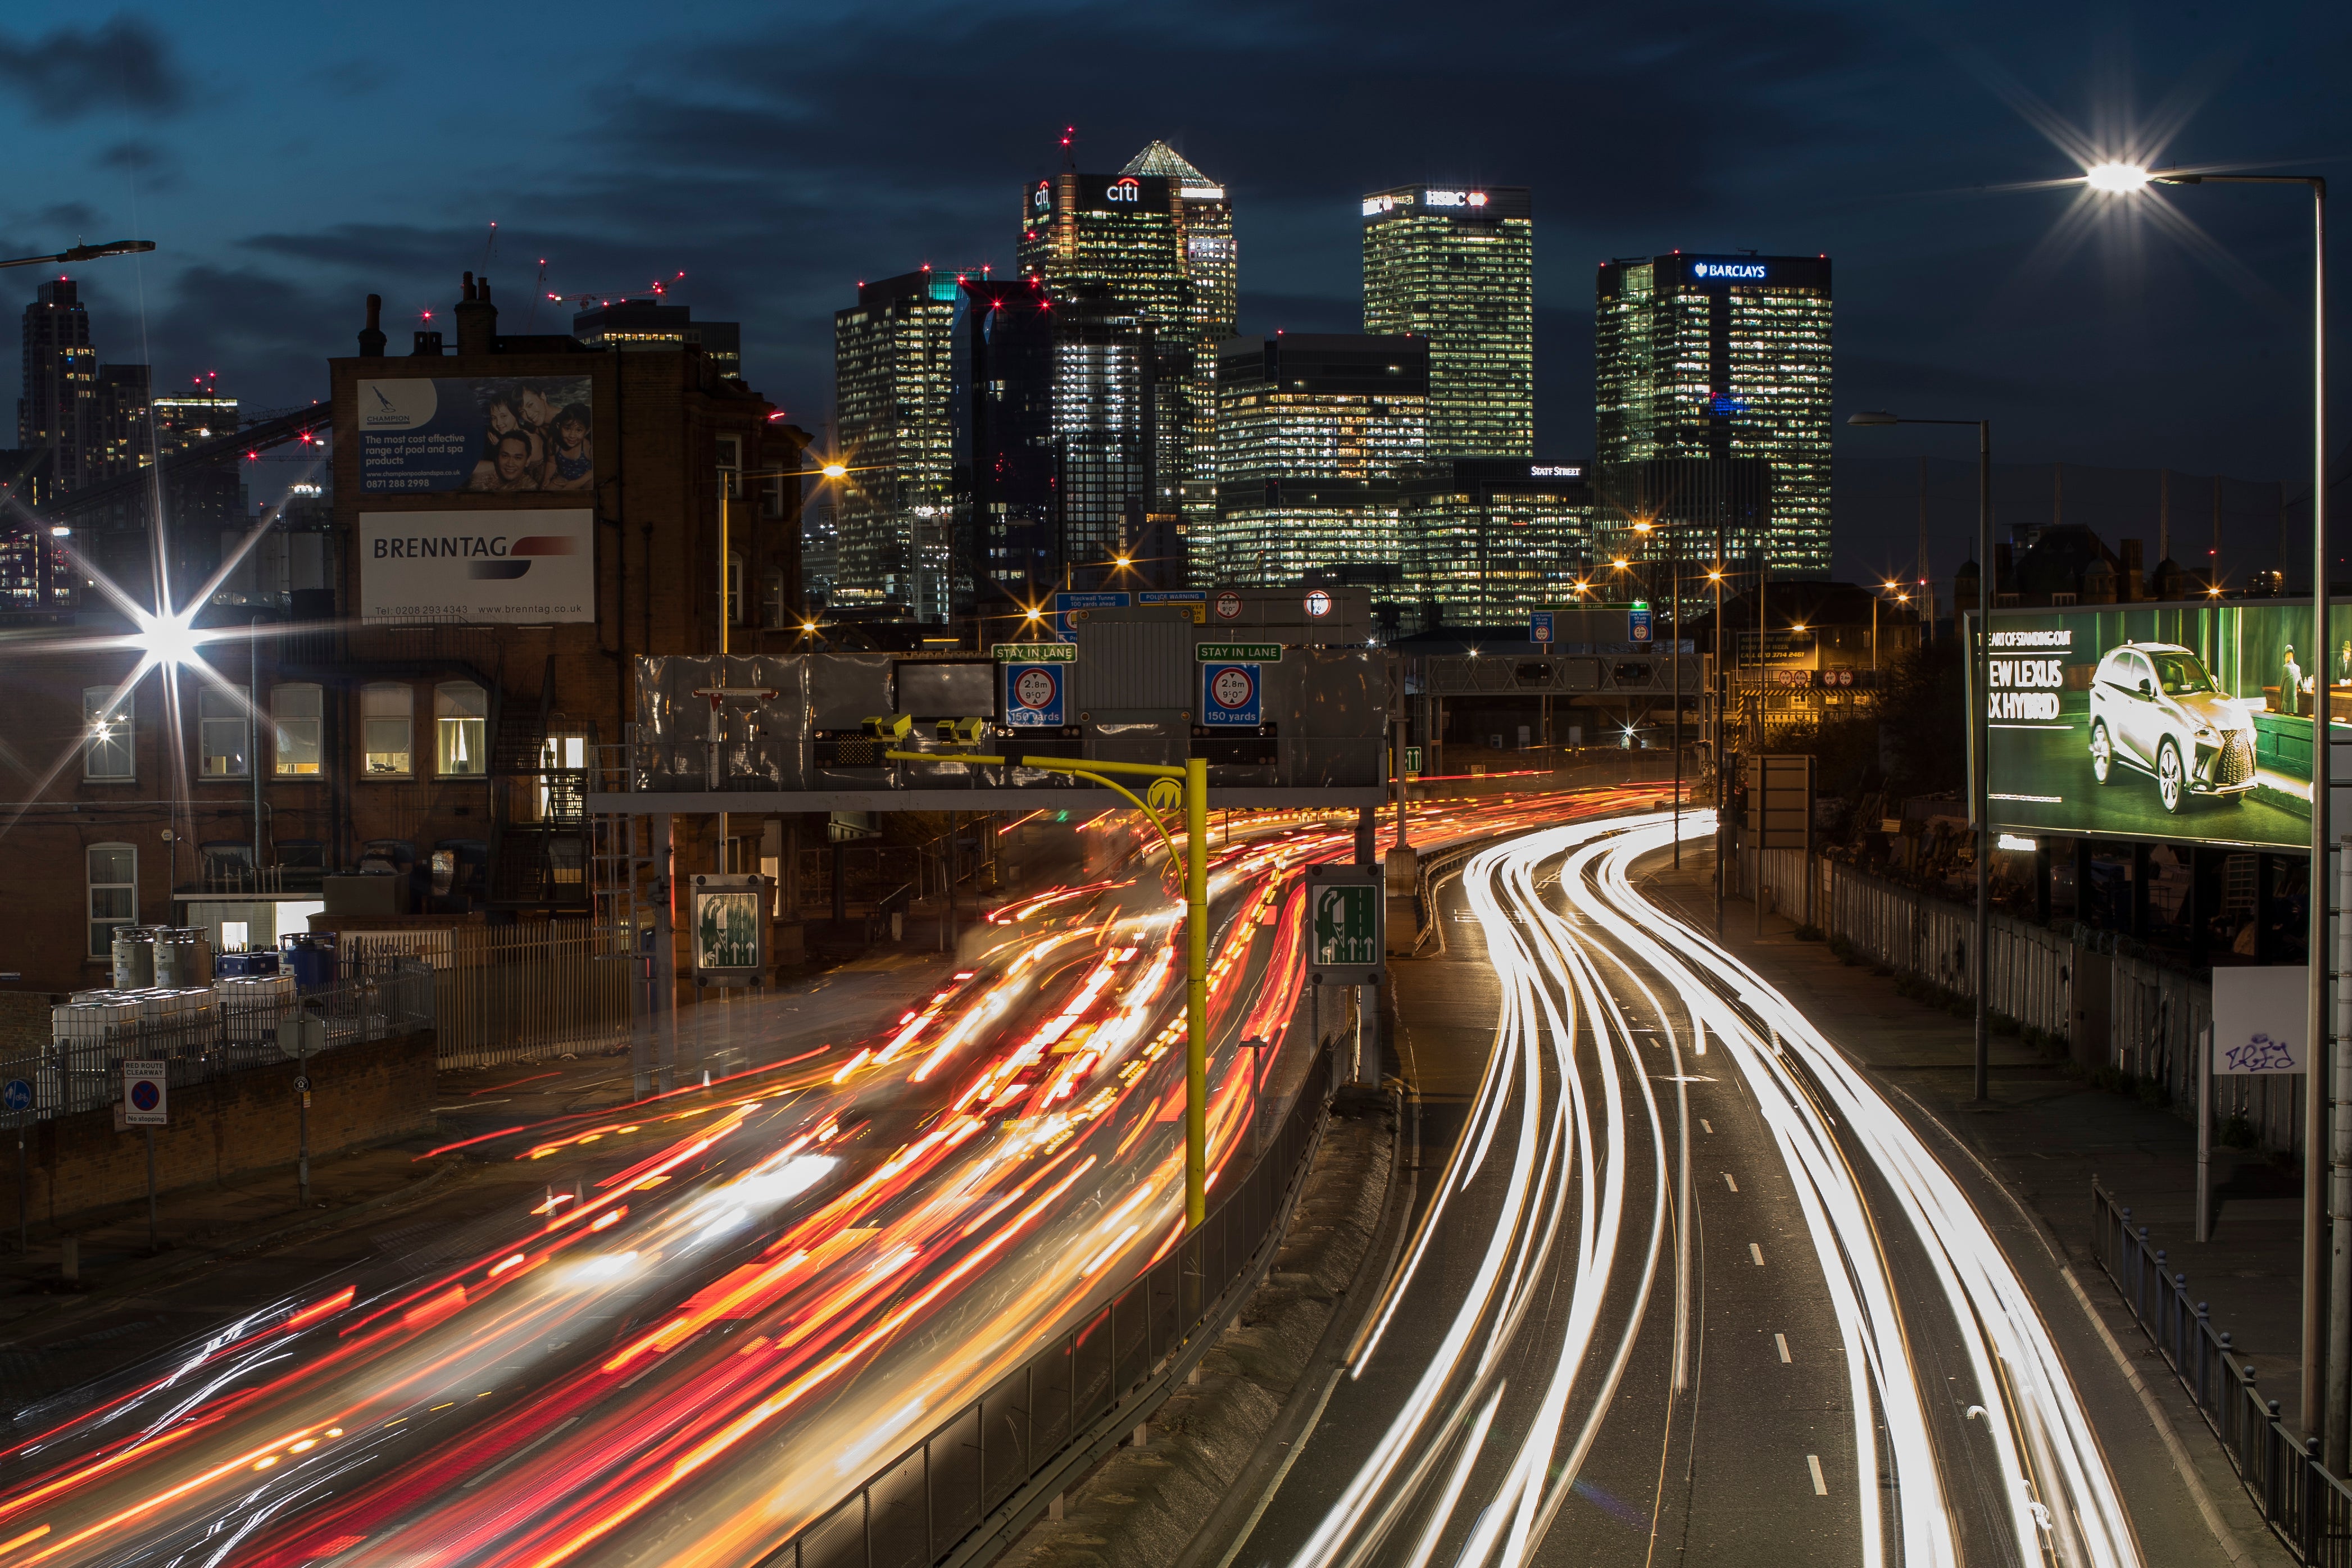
[1,1079,29,1113]
[129,1079,161,1112]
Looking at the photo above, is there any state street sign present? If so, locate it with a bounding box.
[1305,863,1384,984]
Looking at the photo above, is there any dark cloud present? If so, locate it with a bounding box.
[37,201,100,231]
[0,15,185,120]
[96,139,174,187]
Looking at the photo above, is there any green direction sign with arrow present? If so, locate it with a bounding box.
[1313,882,1380,968]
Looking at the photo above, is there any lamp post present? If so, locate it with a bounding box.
[1849,411,1992,1106]
[2096,161,2337,1467]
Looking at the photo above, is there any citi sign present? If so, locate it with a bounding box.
[1693,261,1767,279]
[1106,178,1142,203]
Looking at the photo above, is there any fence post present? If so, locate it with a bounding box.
[2197,1302,2212,1409]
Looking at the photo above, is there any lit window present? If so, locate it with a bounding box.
[198,687,251,776]
[87,842,135,958]
[435,681,487,776]
[83,687,134,780]
[362,682,412,775]
[273,684,322,775]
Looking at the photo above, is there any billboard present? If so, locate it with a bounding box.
[1982,602,2349,849]
[359,509,594,623]
[358,375,594,494]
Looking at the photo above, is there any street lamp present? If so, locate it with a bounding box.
[1849,408,1993,1105]
[2092,160,2340,1470]
[0,238,153,271]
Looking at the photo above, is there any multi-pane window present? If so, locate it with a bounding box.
[87,843,135,958]
[727,552,746,625]
[83,687,133,780]
[273,684,322,775]
[435,681,487,776]
[716,434,743,498]
[198,687,251,776]
[362,682,412,775]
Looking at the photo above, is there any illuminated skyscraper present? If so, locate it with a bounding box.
[833,270,960,620]
[1018,143,1230,579]
[1119,141,1234,553]
[1401,460,1592,627]
[1595,253,1832,574]
[950,279,1159,606]
[1361,185,1532,458]
[19,278,99,490]
[1211,334,1426,593]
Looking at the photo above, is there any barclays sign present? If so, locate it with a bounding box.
[1692,261,1767,280]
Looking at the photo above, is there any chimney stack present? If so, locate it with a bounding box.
[358,293,387,357]
[454,270,498,357]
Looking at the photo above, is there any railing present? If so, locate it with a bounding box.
[2091,1183,2352,1562]
[340,923,630,1069]
[753,1047,1334,1568]
[3,962,435,1122]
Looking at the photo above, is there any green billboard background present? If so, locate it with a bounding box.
[1980,601,2350,849]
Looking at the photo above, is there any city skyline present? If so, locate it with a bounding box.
[0,3,2341,590]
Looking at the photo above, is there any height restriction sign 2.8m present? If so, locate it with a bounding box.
[1004,662,1065,727]
[1202,662,1262,726]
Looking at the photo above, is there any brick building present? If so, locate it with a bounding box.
[0,274,808,994]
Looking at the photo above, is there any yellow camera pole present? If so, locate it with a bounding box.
[881,743,1210,1227]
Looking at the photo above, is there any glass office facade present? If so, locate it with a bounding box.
[833,271,960,619]
[1595,254,1832,575]
[1211,335,1427,592]
[1361,186,1533,460]
[1402,460,1593,628]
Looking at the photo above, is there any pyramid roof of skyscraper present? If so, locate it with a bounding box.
[1120,140,1216,188]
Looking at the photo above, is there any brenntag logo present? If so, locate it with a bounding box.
[470,535,579,580]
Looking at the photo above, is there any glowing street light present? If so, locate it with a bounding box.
[820,462,848,480]
[2084,161,2152,194]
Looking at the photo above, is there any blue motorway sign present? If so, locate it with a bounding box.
[1529,610,1554,644]
[1202,662,1263,727]
[1,1078,30,1113]
[1628,601,1653,642]
[1053,590,1129,640]
[1004,662,1066,727]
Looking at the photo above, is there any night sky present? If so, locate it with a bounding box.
[1,1,2344,584]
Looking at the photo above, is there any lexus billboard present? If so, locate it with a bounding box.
[1979,602,2349,849]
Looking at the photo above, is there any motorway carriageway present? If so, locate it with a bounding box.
[0,787,1662,1568]
[1225,811,2138,1568]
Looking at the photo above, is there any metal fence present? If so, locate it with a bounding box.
[753,1046,1334,1568]
[2092,1184,2352,1562]
[342,922,632,1069]
[1,962,435,1122]
[1732,851,2305,1159]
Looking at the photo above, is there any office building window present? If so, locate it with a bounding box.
[198,687,251,776]
[83,687,134,780]
[87,843,135,958]
[763,566,787,629]
[362,682,413,775]
[273,683,322,775]
[435,681,487,776]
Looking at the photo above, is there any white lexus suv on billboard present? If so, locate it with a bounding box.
[2087,642,2258,813]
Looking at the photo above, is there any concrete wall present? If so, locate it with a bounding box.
[0,1028,437,1231]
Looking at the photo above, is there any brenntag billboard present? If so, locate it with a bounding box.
[358,510,594,623]
[1980,602,2349,849]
